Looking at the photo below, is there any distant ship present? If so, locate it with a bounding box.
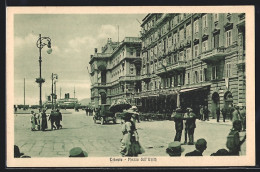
[44,93,80,109]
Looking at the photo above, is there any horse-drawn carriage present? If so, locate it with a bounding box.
[93,104,116,125]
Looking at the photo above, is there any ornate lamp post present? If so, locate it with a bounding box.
[51,73,58,109]
[36,34,52,109]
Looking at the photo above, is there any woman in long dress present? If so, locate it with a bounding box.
[41,109,48,131]
[30,111,36,131]
[120,112,144,157]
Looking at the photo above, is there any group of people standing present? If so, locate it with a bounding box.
[30,109,62,131]
[171,104,246,156]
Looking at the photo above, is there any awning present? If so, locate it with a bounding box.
[180,86,208,93]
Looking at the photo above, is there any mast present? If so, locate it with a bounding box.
[24,78,25,106]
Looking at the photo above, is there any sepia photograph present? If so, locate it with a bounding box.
[6,6,255,167]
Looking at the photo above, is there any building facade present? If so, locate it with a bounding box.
[89,37,142,107]
[136,13,245,117]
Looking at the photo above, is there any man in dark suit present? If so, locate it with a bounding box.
[185,138,207,156]
[186,108,196,145]
[173,108,184,142]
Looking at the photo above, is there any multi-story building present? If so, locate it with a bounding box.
[136,13,245,117]
[89,37,142,107]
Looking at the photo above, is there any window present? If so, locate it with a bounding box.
[179,29,184,41]
[200,69,203,82]
[202,40,208,52]
[214,13,219,22]
[213,34,220,48]
[226,30,232,47]
[212,66,217,80]
[179,14,184,21]
[186,24,191,38]
[194,44,199,57]
[226,63,232,77]
[187,72,190,84]
[130,49,134,56]
[193,71,198,83]
[194,20,199,33]
[173,33,178,44]
[186,48,191,61]
[179,51,184,61]
[202,15,208,28]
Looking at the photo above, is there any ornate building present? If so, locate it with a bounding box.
[89,37,142,107]
[136,13,245,117]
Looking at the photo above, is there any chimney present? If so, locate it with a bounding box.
[95,48,98,53]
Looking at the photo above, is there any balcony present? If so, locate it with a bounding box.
[119,75,141,83]
[167,61,186,72]
[141,74,152,83]
[200,47,227,63]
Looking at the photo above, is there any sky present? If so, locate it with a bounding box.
[14,14,146,105]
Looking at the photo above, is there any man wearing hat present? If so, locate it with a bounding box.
[186,108,196,145]
[185,138,207,156]
[69,147,88,157]
[239,104,246,131]
[232,105,241,124]
[172,108,184,142]
[166,141,184,156]
[14,145,24,158]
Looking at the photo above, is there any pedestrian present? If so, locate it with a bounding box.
[210,148,229,156]
[203,106,209,121]
[239,104,246,131]
[49,110,56,130]
[41,109,48,131]
[232,105,241,124]
[120,112,144,157]
[183,108,189,145]
[186,108,196,145]
[166,141,184,157]
[216,106,220,122]
[185,138,207,156]
[30,111,36,131]
[172,108,184,142]
[199,105,204,120]
[55,109,62,129]
[36,109,42,130]
[226,120,246,156]
[69,147,88,157]
[221,107,227,122]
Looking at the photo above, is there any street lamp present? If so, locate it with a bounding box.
[36,34,52,109]
[51,73,58,109]
[176,84,181,108]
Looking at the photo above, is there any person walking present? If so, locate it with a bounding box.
[232,105,241,124]
[173,108,184,142]
[183,108,189,145]
[199,105,204,120]
[239,104,246,131]
[186,108,196,145]
[30,111,37,131]
[41,109,48,131]
[216,106,220,122]
[49,110,56,130]
[226,120,246,155]
[36,109,42,130]
[203,106,209,121]
[120,112,144,157]
[221,107,227,122]
[55,109,62,129]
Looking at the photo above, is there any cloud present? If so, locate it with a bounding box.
[14,33,38,48]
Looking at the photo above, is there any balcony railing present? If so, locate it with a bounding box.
[200,47,227,63]
[166,61,186,72]
[119,75,141,82]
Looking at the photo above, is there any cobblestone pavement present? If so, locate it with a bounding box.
[14,111,246,157]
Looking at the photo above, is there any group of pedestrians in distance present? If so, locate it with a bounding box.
[30,108,62,131]
[170,105,246,156]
